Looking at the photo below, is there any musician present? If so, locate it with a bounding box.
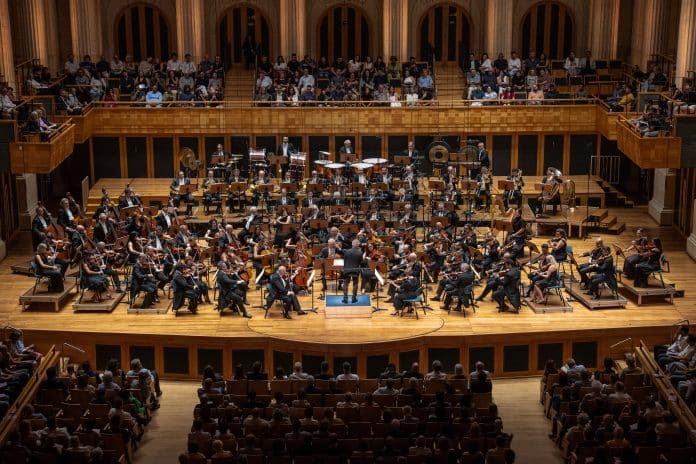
[308,170,325,186]
[634,238,662,288]
[402,165,418,195]
[480,231,500,273]
[352,167,369,186]
[426,238,448,282]
[587,250,616,299]
[118,188,142,209]
[171,264,199,313]
[228,167,244,183]
[266,265,306,319]
[250,169,271,206]
[301,191,321,208]
[361,242,385,293]
[622,228,649,280]
[578,238,609,289]
[549,228,568,262]
[432,201,457,232]
[318,238,343,295]
[443,165,458,189]
[216,261,251,317]
[273,206,294,248]
[175,224,193,247]
[170,171,193,207]
[403,141,421,168]
[441,263,475,312]
[94,241,123,291]
[227,167,246,211]
[210,143,230,164]
[530,167,563,217]
[504,168,525,210]
[93,213,117,244]
[330,167,347,186]
[70,225,90,255]
[80,253,110,302]
[145,246,171,292]
[252,236,272,284]
[525,243,552,297]
[341,240,363,304]
[132,254,158,308]
[391,268,419,316]
[126,231,145,264]
[470,141,490,179]
[275,187,296,208]
[35,243,65,292]
[57,197,77,231]
[202,170,222,213]
[529,254,559,305]
[277,136,295,158]
[242,206,262,232]
[338,139,354,156]
[461,224,478,251]
[373,166,392,187]
[366,203,385,222]
[156,206,177,232]
[393,187,409,203]
[475,166,493,211]
[92,195,119,221]
[32,205,52,248]
[506,208,527,258]
[493,257,522,312]
[397,203,417,227]
[184,256,211,304]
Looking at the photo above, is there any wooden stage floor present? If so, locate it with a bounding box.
[2,206,695,349]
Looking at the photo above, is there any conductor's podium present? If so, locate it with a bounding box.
[324,294,372,318]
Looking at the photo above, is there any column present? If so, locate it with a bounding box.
[69,0,102,62]
[675,0,696,87]
[0,0,15,89]
[588,0,620,59]
[10,0,61,73]
[383,0,408,61]
[648,168,676,226]
[687,202,696,261]
[16,174,39,232]
[280,0,306,58]
[176,0,205,60]
[485,0,513,57]
[630,0,668,68]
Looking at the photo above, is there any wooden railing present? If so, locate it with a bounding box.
[0,344,60,447]
[10,121,76,174]
[635,340,696,445]
[616,116,682,168]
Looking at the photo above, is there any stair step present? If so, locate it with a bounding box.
[608,222,626,234]
[601,216,617,227]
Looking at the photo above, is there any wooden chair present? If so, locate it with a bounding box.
[226,380,247,395]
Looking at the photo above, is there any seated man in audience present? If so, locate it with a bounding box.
[562,358,586,381]
[374,379,399,396]
[127,358,162,398]
[97,371,121,393]
[619,354,643,380]
[426,360,448,380]
[336,392,359,408]
[402,362,424,379]
[246,361,268,380]
[335,361,359,381]
[288,361,313,380]
[469,361,491,382]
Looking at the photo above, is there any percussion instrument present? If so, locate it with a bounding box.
[325,163,346,170]
[363,157,388,165]
[350,162,372,170]
[249,148,267,167]
[289,152,307,181]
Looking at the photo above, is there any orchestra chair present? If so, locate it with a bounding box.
[543,271,567,306]
[263,282,291,318]
[76,269,103,303]
[557,245,574,280]
[650,254,670,288]
[400,287,427,320]
[30,261,51,295]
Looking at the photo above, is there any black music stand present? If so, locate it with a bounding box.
[229,182,247,213]
[268,155,287,179]
[300,270,318,313]
[252,252,277,311]
[179,183,199,218]
[371,268,386,313]
[207,183,227,215]
[534,183,555,218]
[256,183,274,216]
[393,155,410,167]
[460,179,478,222]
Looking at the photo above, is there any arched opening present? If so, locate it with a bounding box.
[114,3,171,61]
[418,3,472,63]
[520,1,574,59]
[218,4,271,66]
[317,5,371,63]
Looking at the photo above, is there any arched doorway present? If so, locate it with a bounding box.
[418,3,472,63]
[317,5,371,62]
[114,3,171,61]
[520,1,574,59]
[218,4,271,65]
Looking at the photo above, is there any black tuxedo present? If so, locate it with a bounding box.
[170,177,193,206]
[478,148,490,168]
[156,212,175,231]
[277,142,295,157]
[338,145,354,155]
[118,196,141,209]
[266,272,300,315]
[57,208,75,231]
[93,221,116,243]
[276,195,296,208]
[32,215,50,247]
[303,197,323,208]
[493,266,521,312]
[216,270,249,315]
[172,271,198,313]
[342,247,363,300]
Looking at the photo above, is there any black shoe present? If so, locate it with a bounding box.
[243,313,252,318]
[351,297,358,303]
[283,313,292,319]
[431,296,441,301]
[385,298,394,303]
[318,295,325,301]
[297,310,307,315]
[342,298,348,304]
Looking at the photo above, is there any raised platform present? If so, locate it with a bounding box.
[73,291,125,312]
[524,295,573,314]
[325,295,373,319]
[127,294,170,315]
[619,281,677,305]
[10,260,34,276]
[565,282,627,309]
[20,282,77,312]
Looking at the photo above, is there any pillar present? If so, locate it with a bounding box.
[648,168,676,226]
[687,202,696,261]
[16,174,39,232]
[630,0,668,69]
[588,0,620,59]
[280,0,306,58]
[9,0,62,72]
[176,0,205,60]
[383,0,408,61]
[0,0,15,89]
[69,0,103,62]
[675,0,696,87]
[485,0,513,57]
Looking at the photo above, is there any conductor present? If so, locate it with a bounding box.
[342,239,363,304]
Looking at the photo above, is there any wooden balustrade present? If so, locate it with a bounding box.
[9,123,75,174]
[616,118,682,168]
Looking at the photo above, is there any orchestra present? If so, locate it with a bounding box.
[29,154,660,317]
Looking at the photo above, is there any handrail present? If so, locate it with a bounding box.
[0,344,60,447]
[636,340,696,445]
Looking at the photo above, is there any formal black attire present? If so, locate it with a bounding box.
[132,263,158,308]
[171,270,199,313]
[318,246,343,292]
[31,214,50,248]
[588,255,617,297]
[216,269,249,316]
[266,272,301,317]
[155,211,176,232]
[444,271,475,310]
[623,238,649,279]
[493,266,521,312]
[342,247,363,301]
[57,207,75,231]
[93,220,117,244]
[393,275,419,312]
[579,247,606,286]
[170,177,193,207]
[118,195,141,209]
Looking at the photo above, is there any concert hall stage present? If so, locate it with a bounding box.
[3,207,694,380]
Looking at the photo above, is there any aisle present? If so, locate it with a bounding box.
[133,380,199,463]
[494,377,564,464]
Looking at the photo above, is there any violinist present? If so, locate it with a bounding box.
[31,205,52,248]
[578,238,610,289]
[93,213,117,244]
[385,253,418,303]
[145,246,170,292]
[202,170,221,213]
[460,224,478,257]
[252,236,272,284]
[634,238,662,288]
[150,226,167,251]
[218,224,237,249]
[250,169,271,206]
[480,231,500,273]
[475,166,493,211]
[548,228,568,263]
[361,242,385,293]
[475,253,509,302]
[587,248,616,299]
[622,228,649,280]
[493,257,522,312]
[184,256,211,304]
[426,237,448,281]
[35,243,64,292]
[273,206,294,248]
[525,243,552,297]
[171,264,199,313]
[175,224,192,247]
[118,187,142,209]
[429,221,451,244]
[170,171,193,207]
[530,254,559,305]
[57,197,77,232]
[94,241,123,291]
[504,168,525,210]
[80,252,111,302]
[132,254,158,308]
[204,219,222,242]
[126,231,146,264]
[391,268,419,316]
[441,263,475,312]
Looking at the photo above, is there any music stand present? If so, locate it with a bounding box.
[179,183,199,218]
[207,183,227,215]
[393,155,410,166]
[373,182,389,192]
[300,270,318,313]
[268,155,288,179]
[119,206,139,220]
[280,223,299,234]
[330,258,344,295]
[256,184,274,216]
[340,223,359,235]
[372,269,386,313]
[340,153,358,163]
[430,216,450,228]
[307,183,324,193]
[429,180,445,192]
[494,219,514,243]
[229,182,247,212]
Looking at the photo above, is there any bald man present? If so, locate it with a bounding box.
[267,265,305,319]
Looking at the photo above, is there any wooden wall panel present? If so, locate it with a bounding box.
[10,125,75,174]
[617,123,682,169]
